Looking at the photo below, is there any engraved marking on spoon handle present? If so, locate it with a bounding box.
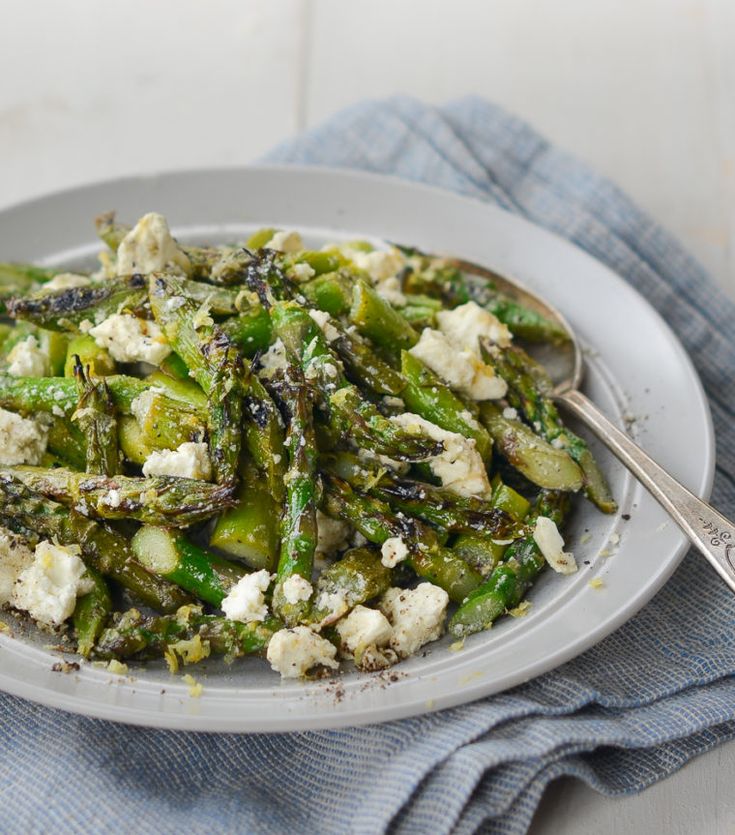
[558,388,735,592]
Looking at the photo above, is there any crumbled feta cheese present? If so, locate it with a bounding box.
[347,248,403,283]
[104,489,122,509]
[437,301,513,351]
[533,516,577,574]
[191,297,214,330]
[502,406,519,421]
[291,262,316,282]
[314,590,349,622]
[6,336,49,378]
[0,408,48,465]
[316,510,351,556]
[79,319,93,333]
[90,314,171,365]
[258,338,289,379]
[44,272,91,291]
[129,388,163,427]
[308,309,340,343]
[266,626,339,678]
[382,395,405,410]
[116,212,191,276]
[381,536,409,568]
[220,569,272,622]
[409,328,506,400]
[142,441,212,481]
[390,412,491,498]
[12,541,92,627]
[282,574,313,605]
[336,605,393,659]
[266,230,304,253]
[0,528,34,606]
[380,583,449,658]
[375,275,407,307]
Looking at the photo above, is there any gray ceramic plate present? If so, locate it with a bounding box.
[0,167,714,732]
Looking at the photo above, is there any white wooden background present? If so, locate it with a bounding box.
[1,1,733,832]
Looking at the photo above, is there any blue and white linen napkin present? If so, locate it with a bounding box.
[2,97,734,834]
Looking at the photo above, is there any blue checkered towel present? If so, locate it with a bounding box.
[3,97,735,834]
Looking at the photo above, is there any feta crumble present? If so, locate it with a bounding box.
[6,335,49,378]
[141,441,212,481]
[44,272,91,291]
[12,541,92,627]
[0,408,48,465]
[282,574,313,605]
[116,212,191,276]
[409,328,506,400]
[316,510,351,556]
[336,605,393,654]
[375,275,407,307]
[437,301,513,351]
[290,262,316,282]
[258,338,289,379]
[335,605,396,668]
[314,590,349,623]
[390,412,491,498]
[266,626,339,678]
[0,528,34,606]
[308,309,340,343]
[380,583,449,658]
[533,516,577,574]
[220,569,272,623]
[90,314,171,365]
[381,536,409,568]
[266,230,304,253]
[347,248,403,283]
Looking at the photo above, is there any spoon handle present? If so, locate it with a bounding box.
[557,388,735,592]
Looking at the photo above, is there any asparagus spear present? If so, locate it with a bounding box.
[242,372,287,503]
[349,280,418,357]
[132,526,246,606]
[328,323,406,397]
[488,344,616,512]
[271,365,319,626]
[400,350,493,460]
[73,567,112,658]
[0,474,191,612]
[309,547,393,626]
[322,474,482,603]
[5,467,236,527]
[7,274,148,331]
[323,451,516,538]
[94,606,282,662]
[63,334,116,377]
[0,373,205,424]
[448,490,570,637]
[71,358,121,476]
[148,273,243,487]
[209,458,280,571]
[269,301,440,462]
[480,401,583,491]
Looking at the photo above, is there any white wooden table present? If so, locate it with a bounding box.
[1,2,732,831]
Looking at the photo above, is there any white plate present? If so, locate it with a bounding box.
[0,167,714,732]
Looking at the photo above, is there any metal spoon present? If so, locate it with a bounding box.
[448,256,735,593]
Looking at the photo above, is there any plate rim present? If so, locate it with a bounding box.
[0,165,716,732]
